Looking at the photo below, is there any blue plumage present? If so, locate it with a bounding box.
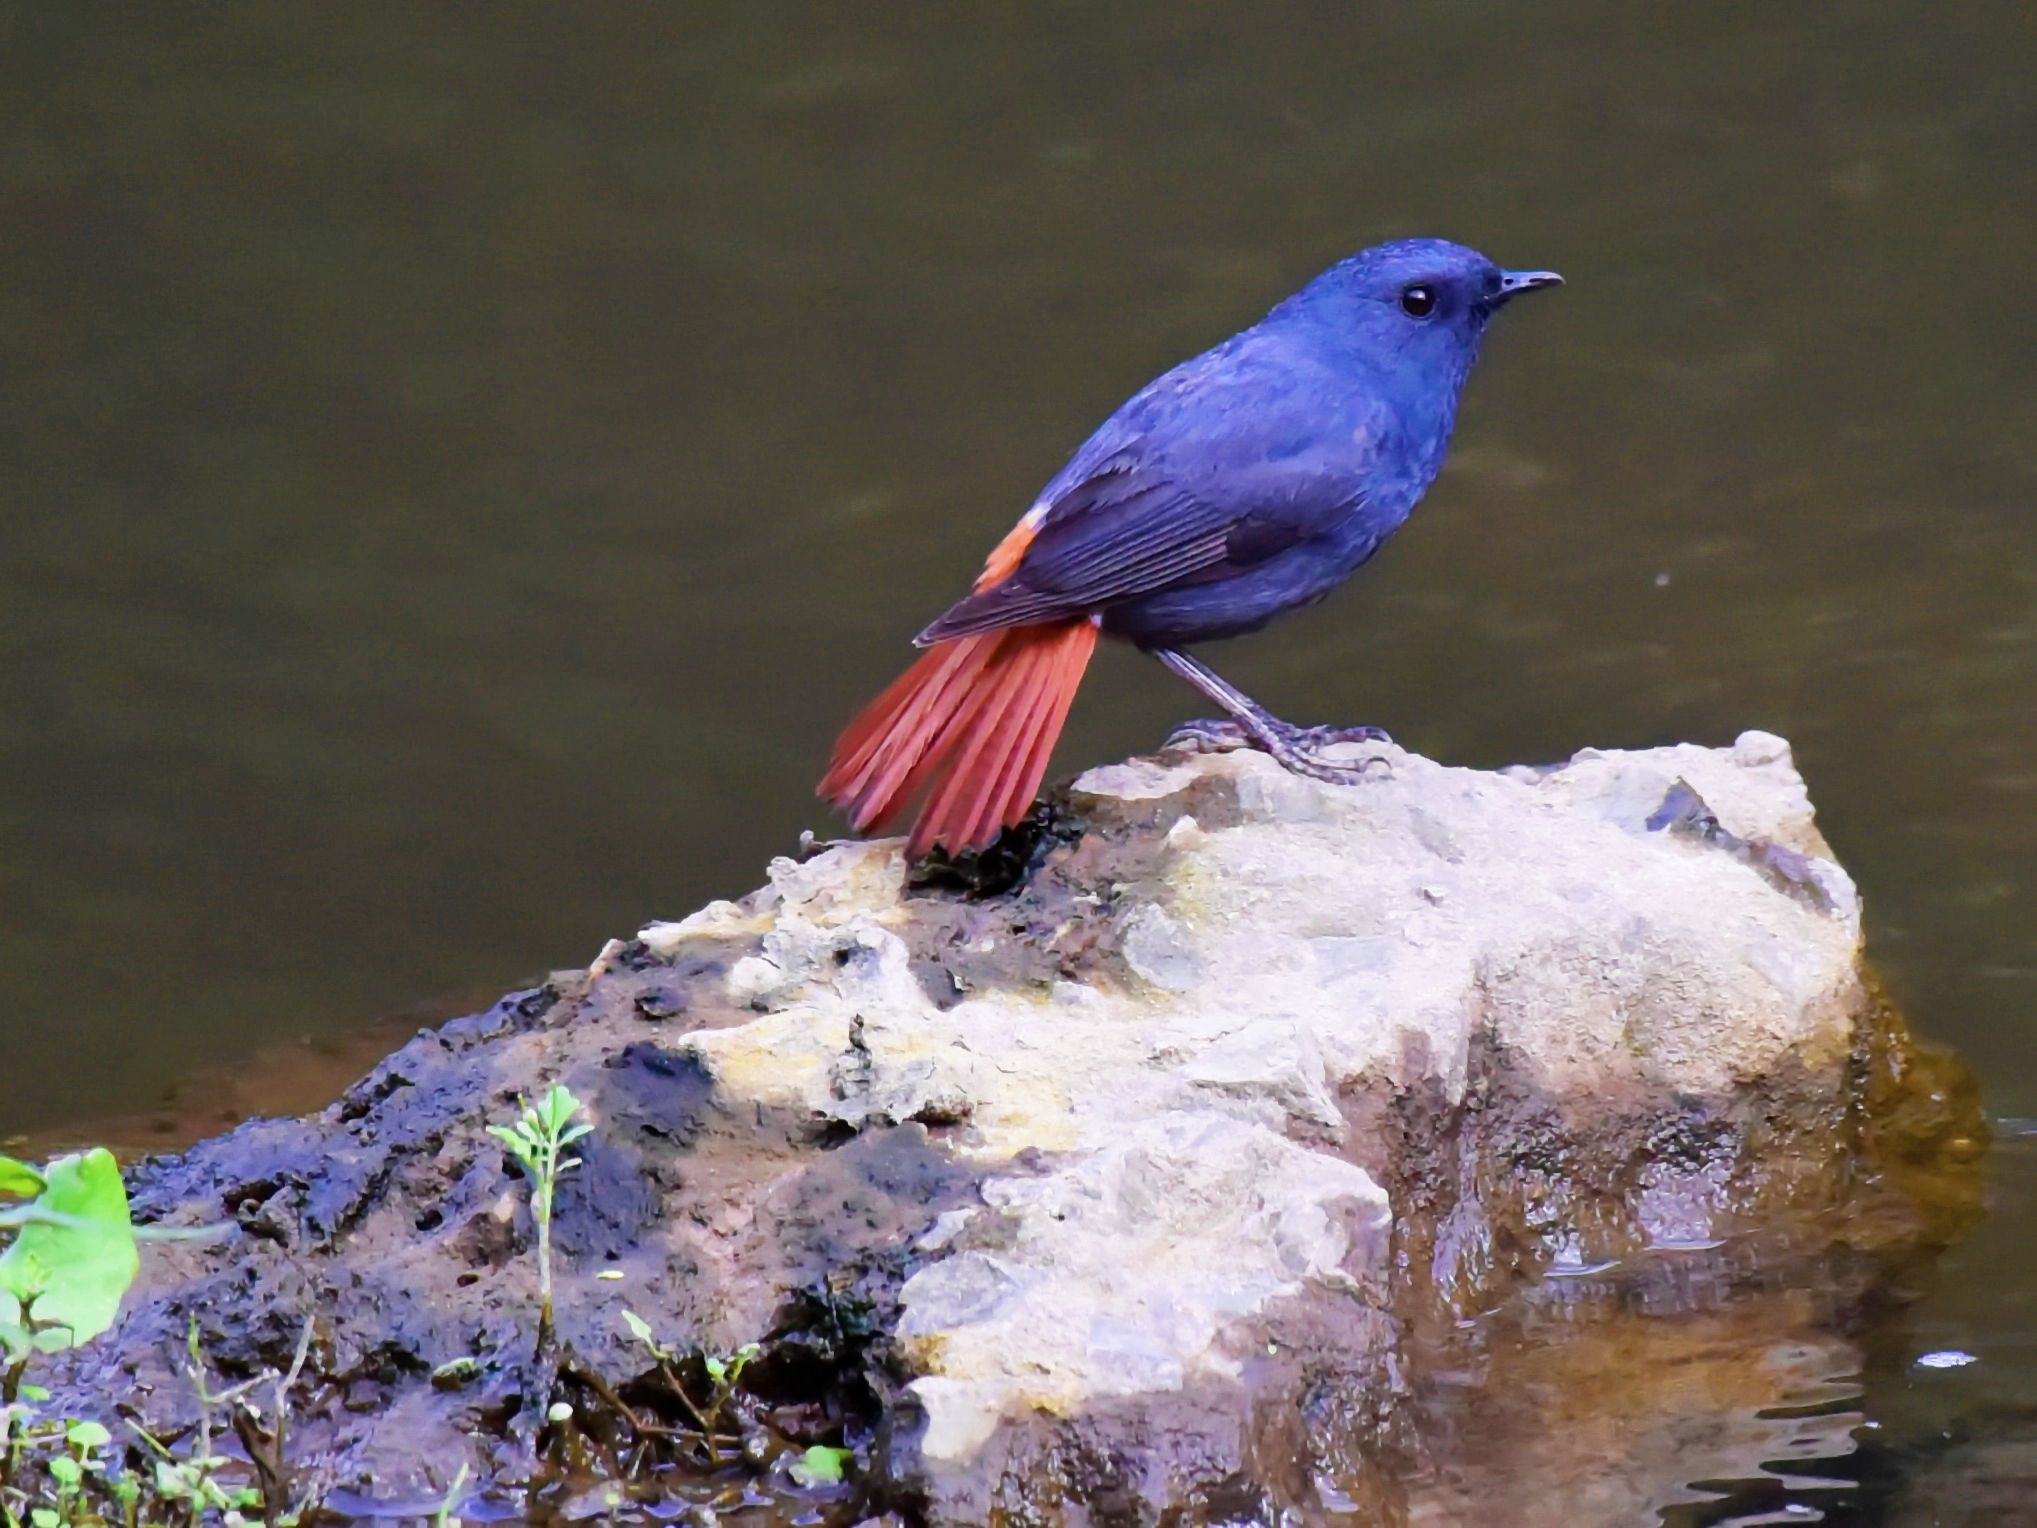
[826,237,1561,859]
[921,239,1559,648]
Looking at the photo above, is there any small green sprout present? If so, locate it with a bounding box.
[790,1444,852,1487]
[702,1344,759,1392]
[129,1419,263,1521]
[617,1313,762,1452]
[487,1085,591,1351]
[1,1148,142,1512]
[430,1462,469,1528]
[618,1310,669,1362]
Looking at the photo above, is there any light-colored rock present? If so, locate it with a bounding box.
[631,736,1878,1512]
[676,738,1862,1141]
[897,1110,1388,1462]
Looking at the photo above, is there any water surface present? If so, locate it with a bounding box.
[2,4,2033,1519]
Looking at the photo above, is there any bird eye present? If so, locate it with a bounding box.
[1399,283,1438,319]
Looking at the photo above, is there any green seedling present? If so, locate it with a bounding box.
[1,1150,140,1509]
[193,1313,315,1528]
[1,1417,111,1528]
[430,1463,468,1528]
[128,1420,263,1523]
[617,1313,761,1455]
[134,1316,314,1525]
[617,1311,671,1365]
[701,1344,758,1397]
[790,1444,852,1488]
[2,1152,314,1528]
[0,1151,140,1369]
[488,1085,591,1353]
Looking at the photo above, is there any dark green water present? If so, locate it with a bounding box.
[3,5,2034,1519]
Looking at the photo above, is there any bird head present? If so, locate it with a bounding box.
[1283,237,1562,382]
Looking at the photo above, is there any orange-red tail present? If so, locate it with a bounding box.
[819,620,1099,860]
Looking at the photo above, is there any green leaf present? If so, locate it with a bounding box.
[735,1342,761,1368]
[0,1149,140,1351]
[47,1455,82,1486]
[485,1125,535,1168]
[31,1508,59,1528]
[538,1086,582,1135]
[66,1419,111,1450]
[0,1157,45,1199]
[703,1355,726,1384]
[620,1310,655,1346]
[790,1444,851,1487]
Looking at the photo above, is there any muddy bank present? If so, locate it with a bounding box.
[45,736,1980,1524]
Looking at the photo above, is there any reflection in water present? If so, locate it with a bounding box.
[1410,1276,1869,1525]
[2,4,2035,1520]
[1399,1137,2037,1526]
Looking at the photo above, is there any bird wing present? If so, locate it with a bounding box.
[916,466,1318,643]
[919,332,1378,645]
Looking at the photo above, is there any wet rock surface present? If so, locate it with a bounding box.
[45,735,1980,1524]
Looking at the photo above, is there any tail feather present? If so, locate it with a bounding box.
[959,622,1089,853]
[834,639,989,824]
[1011,632,1090,843]
[957,672,1044,851]
[966,632,1069,851]
[919,636,1043,852]
[818,621,1099,859]
[825,637,983,808]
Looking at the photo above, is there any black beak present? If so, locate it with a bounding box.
[1491,269,1564,305]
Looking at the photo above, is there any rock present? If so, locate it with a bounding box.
[40,737,1979,1525]
[897,1110,1389,1464]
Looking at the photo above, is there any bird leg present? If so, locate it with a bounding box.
[1150,648,1392,785]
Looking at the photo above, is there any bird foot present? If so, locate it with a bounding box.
[1162,717,1394,784]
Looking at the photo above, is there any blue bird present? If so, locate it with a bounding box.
[820,238,1562,858]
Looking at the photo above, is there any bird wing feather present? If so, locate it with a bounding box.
[920,334,1380,644]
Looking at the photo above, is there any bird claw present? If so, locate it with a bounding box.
[1289,721,1395,750]
[1164,718,1257,755]
[1162,717,1394,784]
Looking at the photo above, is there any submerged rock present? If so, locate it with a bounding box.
[45,735,1979,1525]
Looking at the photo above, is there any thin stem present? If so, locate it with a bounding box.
[534,1170,555,1354]
[0,1352,26,1492]
[655,1362,723,1460]
[562,1364,647,1434]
